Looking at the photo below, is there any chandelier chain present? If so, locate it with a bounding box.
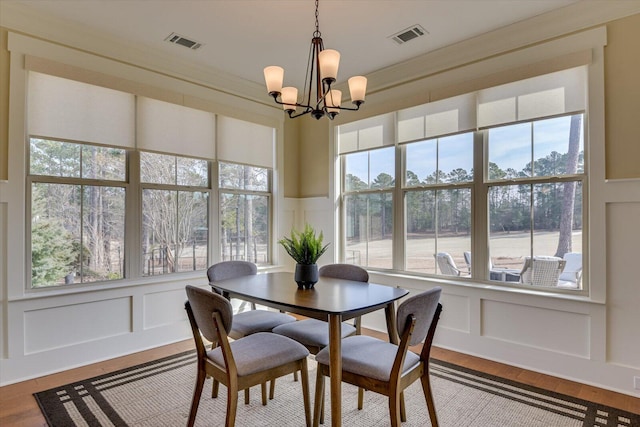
[314,0,321,37]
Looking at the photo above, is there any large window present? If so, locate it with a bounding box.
[29,139,127,287]
[219,162,271,265]
[26,71,276,288]
[338,66,587,291]
[141,152,209,276]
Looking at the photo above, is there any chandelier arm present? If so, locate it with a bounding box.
[263,0,366,120]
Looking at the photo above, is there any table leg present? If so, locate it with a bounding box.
[328,314,342,427]
[385,303,399,345]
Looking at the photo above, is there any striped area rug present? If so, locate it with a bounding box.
[34,351,639,426]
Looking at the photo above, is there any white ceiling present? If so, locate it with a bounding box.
[4,0,580,90]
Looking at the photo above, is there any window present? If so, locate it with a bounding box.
[29,139,127,287]
[338,66,587,291]
[25,70,277,288]
[141,152,209,276]
[487,115,584,286]
[219,162,271,265]
[404,133,473,274]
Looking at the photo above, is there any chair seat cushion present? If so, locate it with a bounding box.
[229,310,296,340]
[207,332,309,377]
[272,318,356,348]
[315,335,421,382]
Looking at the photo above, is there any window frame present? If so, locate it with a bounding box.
[338,72,589,294]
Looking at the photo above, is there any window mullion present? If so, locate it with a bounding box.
[472,131,489,280]
[126,150,142,279]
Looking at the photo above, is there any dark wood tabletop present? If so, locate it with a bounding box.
[210,271,408,321]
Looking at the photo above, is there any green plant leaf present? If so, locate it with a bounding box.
[278,224,330,264]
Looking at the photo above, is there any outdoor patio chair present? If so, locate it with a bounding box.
[435,252,464,276]
[312,287,443,427]
[557,252,582,288]
[185,285,311,427]
[520,256,567,287]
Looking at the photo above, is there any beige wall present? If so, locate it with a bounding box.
[0,28,8,181]
[282,118,300,198]
[604,13,640,180]
[283,115,331,199]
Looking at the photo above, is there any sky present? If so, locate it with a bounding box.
[345,115,584,185]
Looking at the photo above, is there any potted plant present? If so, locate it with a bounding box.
[279,224,330,289]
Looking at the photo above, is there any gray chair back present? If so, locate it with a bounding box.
[396,287,442,346]
[185,285,233,343]
[319,264,369,282]
[207,260,257,283]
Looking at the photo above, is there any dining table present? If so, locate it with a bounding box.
[210,271,409,427]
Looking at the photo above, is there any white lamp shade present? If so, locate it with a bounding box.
[264,66,284,94]
[319,49,340,82]
[326,89,342,113]
[348,76,367,102]
[281,86,298,111]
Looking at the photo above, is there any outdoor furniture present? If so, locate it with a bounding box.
[520,256,567,287]
[465,251,520,281]
[557,252,582,288]
[312,287,443,427]
[210,271,408,427]
[184,285,311,427]
[435,252,464,276]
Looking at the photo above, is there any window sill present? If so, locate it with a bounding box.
[367,269,601,305]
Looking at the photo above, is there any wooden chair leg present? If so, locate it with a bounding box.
[421,373,439,427]
[261,382,268,406]
[226,384,239,427]
[400,391,407,422]
[269,378,276,400]
[313,368,324,427]
[187,368,206,427]
[244,388,250,404]
[294,371,298,381]
[212,379,220,398]
[389,391,402,427]
[358,387,364,410]
[300,359,311,427]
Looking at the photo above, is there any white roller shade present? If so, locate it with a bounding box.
[398,93,476,143]
[337,113,394,154]
[217,116,275,168]
[28,72,135,147]
[137,97,215,159]
[478,66,586,128]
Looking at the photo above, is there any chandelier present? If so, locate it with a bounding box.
[263,0,367,120]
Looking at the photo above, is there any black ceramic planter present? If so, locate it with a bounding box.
[294,263,318,289]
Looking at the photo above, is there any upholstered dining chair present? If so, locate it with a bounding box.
[185,285,311,427]
[271,264,369,353]
[312,287,443,427]
[207,261,296,402]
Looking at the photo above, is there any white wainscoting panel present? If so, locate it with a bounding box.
[481,299,590,357]
[143,288,189,329]
[606,201,640,369]
[24,297,132,354]
[439,292,471,333]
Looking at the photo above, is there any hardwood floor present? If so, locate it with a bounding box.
[1,331,638,426]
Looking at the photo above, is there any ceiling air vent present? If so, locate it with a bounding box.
[165,32,203,50]
[389,25,428,45]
